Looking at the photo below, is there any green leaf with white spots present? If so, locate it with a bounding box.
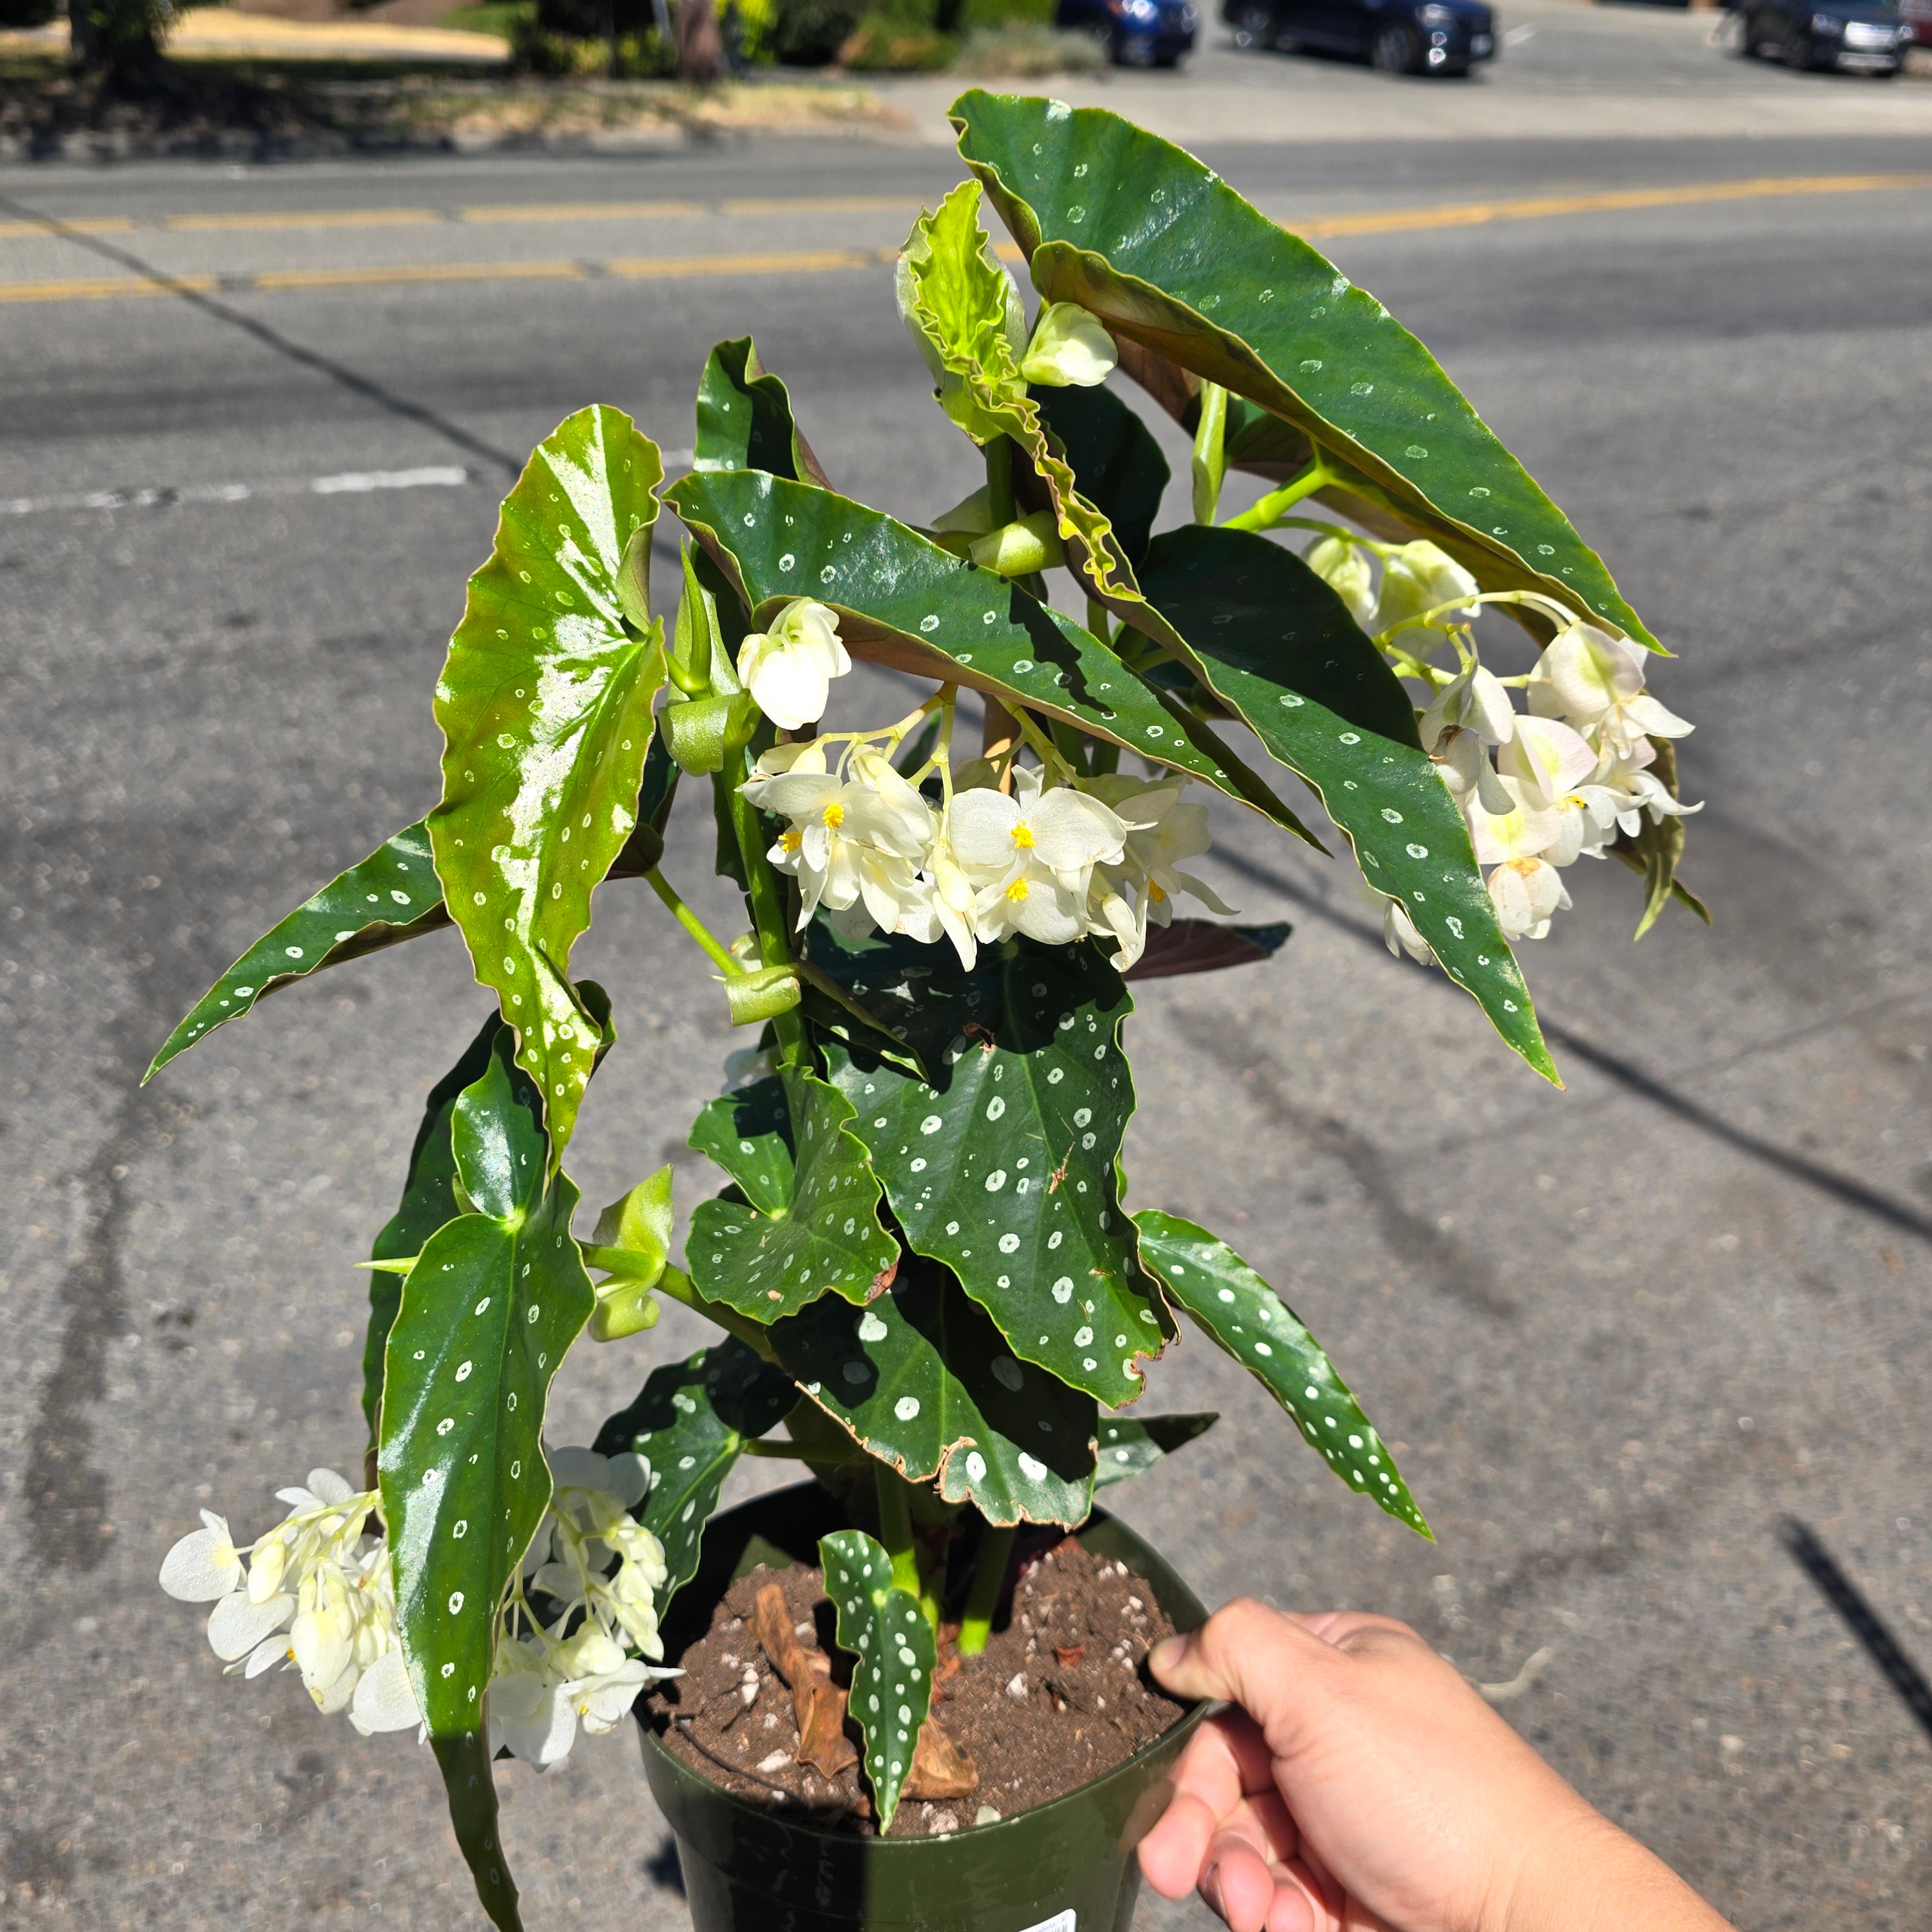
[362,1011,501,1439]
[431,1731,523,1932]
[429,404,667,1164]
[1135,524,1555,1084]
[591,1339,797,1602]
[1033,382,1169,570]
[1133,1210,1429,1539]
[378,1034,599,1740]
[688,1073,794,1217]
[147,820,449,1080]
[694,336,832,486]
[1093,1411,1218,1490]
[823,939,1170,1410]
[686,1067,899,1322]
[664,467,1312,843]
[951,92,1653,649]
[818,1528,936,1831]
[771,1252,1097,1528]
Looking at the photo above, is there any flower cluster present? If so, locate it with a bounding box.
[1307,534,1697,949]
[739,712,1229,974]
[158,1467,419,1736]
[158,1446,675,1768]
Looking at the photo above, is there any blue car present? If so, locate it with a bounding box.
[1057,0,1200,65]
[1224,0,1495,73]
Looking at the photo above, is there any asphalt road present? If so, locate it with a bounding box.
[3,46,1931,1932]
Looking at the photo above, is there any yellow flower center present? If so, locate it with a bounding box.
[1148,881,1167,904]
[821,802,845,830]
[780,830,803,852]
[1010,821,1036,849]
[1003,878,1030,903]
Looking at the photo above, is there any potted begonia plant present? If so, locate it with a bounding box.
[154,90,1704,1932]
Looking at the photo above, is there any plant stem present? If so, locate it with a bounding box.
[719,759,808,1068]
[984,434,1016,528]
[1220,455,1337,533]
[652,1268,779,1361]
[1085,597,1113,645]
[954,1523,1014,1657]
[644,868,741,978]
[875,1462,922,1596]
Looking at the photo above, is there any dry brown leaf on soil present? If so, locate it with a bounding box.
[753,1582,859,1778]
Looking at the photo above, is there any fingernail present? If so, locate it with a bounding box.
[1149,1634,1185,1675]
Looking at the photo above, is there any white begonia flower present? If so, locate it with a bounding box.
[1384,899,1435,965]
[348,1647,421,1736]
[488,1640,578,1770]
[971,865,1089,947]
[1370,541,1479,649]
[1018,302,1118,389]
[1497,714,1597,811]
[1431,726,1516,819]
[909,813,981,972]
[1419,664,1515,752]
[1488,857,1571,940]
[735,599,851,732]
[743,754,934,929]
[1084,776,1236,929]
[1527,620,1692,757]
[948,765,1127,898]
[207,1587,297,1661]
[291,1567,355,1698]
[750,738,828,779]
[1306,536,1377,628]
[1612,765,1702,836]
[571,1656,653,1736]
[159,1510,245,1602]
[1466,775,1561,868]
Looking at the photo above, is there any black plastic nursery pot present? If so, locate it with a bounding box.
[638,1483,1210,1932]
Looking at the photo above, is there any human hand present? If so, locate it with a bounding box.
[1138,1599,1729,1932]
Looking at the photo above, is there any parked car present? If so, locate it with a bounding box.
[1223,0,1495,72]
[1903,0,1932,46]
[1056,0,1199,65]
[1733,0,1913,69]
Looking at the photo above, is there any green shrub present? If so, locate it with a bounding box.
[954,19,1103,70]
[771,0,864,61]
[0,0,58,29]
[838,15,955,63]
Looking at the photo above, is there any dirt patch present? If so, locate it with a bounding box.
[646,1536,1188,1836]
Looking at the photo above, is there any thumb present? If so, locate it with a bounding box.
[1149,1601,1355,1758]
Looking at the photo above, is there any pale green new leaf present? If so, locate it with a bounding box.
[429,404,666,1162]
[818,1528,936,1831]
[1134,1209,1428,1537]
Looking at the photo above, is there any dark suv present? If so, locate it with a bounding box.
[1224,0,1495,72]
[1733,0,1912,69]
[1056,0,1200,65]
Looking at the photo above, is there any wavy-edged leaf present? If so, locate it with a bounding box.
[664,467,1310,841]
[1134,1209,1428,1538]
[823,938,1169,1410]
[147,821,447,1080]
[686,1067,899,1322]
[1136,525,1554,1082]
[1093,1410,1218,1489]
[1034,382,1169,570]
[430,404,666,1163]
[952,91,1652,648]
[694,335,832,486]
[818,1528,936,1831]
[1612,736,1709,940]
[361,1011,501,1437]
[1124,917,1290,983]
[591,1338,797,1601]
[378,1034,597,1740]
[771,1252,1096,1528]
[688,1073,795,1217]
[431,1731,522,1932]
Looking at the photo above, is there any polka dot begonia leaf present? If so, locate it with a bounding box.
[771,1252,1097,1529]
[693,334,828,485]
[1133,1209,1430,1539]
[686,1068,899,1323]
[1092,1410,1220,1491]
[821,939,1173,1410]
[146,819,449,1082]
[377,1036,597,1737]
[429,404,667,1167]
[591,1338,796,1603]
[686,1073,794,1218]
[817,1528,936,1832]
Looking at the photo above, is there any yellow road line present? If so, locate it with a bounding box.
[251,259,587,291]
[604,247,883,280]
[1293,172,1932,240]
[458,199,708,223]
[164,208,444,234]
[0,272,220,303]
[0,216,136,240]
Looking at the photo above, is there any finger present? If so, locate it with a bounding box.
[1264,1862,1324,1932]
[1149,1601,1349,1754]
[1202,1828,1279,1932]
[1171,1709,1282,1804]
[1139,1788,1227,1900]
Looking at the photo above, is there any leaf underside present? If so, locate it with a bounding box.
[593,1338,797,1602]
[1123,918,1290,983]
[694,334,830,486]
[429,403,667,1162]
[1133,1208,1428,1537]
[771,1251,1098,1528]
[949,90,1652,648]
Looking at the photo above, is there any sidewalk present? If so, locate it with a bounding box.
[1,8,509,61]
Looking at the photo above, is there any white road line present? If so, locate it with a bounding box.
[0,455,695,519]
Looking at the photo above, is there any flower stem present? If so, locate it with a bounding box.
[1220,455,1337,533]
[644,867,741,978]
[954,1523,1014,1657]
[717,759,808,1069]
